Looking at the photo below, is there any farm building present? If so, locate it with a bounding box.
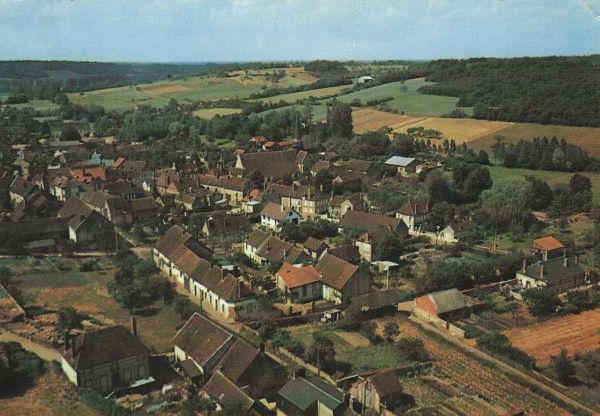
[516,256,587,294]
[358,75,374,84]
[384,156,417,175]
[414,288,471,322]
[276,376,346,416]
[351,372,405,415]
[531,236,565,261]
[60,324,151,394]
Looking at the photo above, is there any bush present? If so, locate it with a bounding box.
[477,332,534,369]
[396,337,428,361]
[522,287,560,317]
[57,306,84,330]
[0,342,45,397]
[79,259,98,272]
[464,325,483,339]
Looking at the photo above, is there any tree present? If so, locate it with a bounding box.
[326,101,353,138]
[551,349,575,385]
[525,176,553,210]
[375,233,405,262]
[396,337,428,361]
[383,322,400,342]
[306,333,336,373]
[427,171,453,204]
[569,173,592,194]
[477,150,490,165]
[463,166,492,201]
[61,123,81,141]
[522,287,560,317]
[57,306,84,330]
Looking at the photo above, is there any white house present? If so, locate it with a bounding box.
[260,201,301,231]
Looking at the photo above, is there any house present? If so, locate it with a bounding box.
[200,370,255,414]
[276,262,323,304]
[351,372,405,415]
[328,194,366,219]
[129,197,159,221]
[68,209,115,249]
[316,253,370,305]
[176,189,210,212]
[327,244,360,264]
[49,175,87,202]
[0,217,69,251]
[337,159,372,175]
[244,230,311,267]
[81,191,133,225]
[60,324,151,394]
[198,174,250,206]
[516,256,587,294]
[339,210,408,262]
[531,236,565,261]
[268,183,329,219]
[260,202,301,231]
[154,168,180,195]
[235,150,298,180]
[414,288,471,322]
[439,220,476,243]
[396,200,430,232]
[171,313,235,380]
[384,156,417,175]
[332,170,363,192]
[303,237,329,260]
[276,377,346,416]
[358,75,374,84]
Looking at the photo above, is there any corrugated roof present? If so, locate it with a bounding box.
[426,288,468,315]
[385,156,416,167]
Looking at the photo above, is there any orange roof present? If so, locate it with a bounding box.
[533,236,564,251]
[277,262,321,288]
[113,157,126,169]
[70,166,106,182]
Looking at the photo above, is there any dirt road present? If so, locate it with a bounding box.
[0,328,61,362]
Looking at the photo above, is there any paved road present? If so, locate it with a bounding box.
[0,328,61,362]
[409,316,598,416]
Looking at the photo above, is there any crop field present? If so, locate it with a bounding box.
[505,310,600,366]
[2,98,60,112]
[336,78,464,116]
[68,68,316,111]
[254,84,351,104]
[193,108,243,119]
[469,122,600,156]
[381,317,568,415]
[393,117,513,143]
[352,108,424,134]
[2,256,183,353]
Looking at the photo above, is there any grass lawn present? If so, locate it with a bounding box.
[4,256,184,353]
[334,78,463,117]
[259,103,328,121]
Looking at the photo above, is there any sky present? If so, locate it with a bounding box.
[1,0,599,62]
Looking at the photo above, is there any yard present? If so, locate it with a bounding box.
[2,256,184,353]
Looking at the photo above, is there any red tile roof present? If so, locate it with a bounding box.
[277,262,322,289]
[532,236,565,251]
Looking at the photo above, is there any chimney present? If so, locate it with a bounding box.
[70,337,76,360]
[563,255,568,268]
[130,315,137,336]
[539,264,544,279]
[522,259,527,273]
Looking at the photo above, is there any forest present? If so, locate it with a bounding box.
[419,56,600,127]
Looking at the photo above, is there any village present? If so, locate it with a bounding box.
[1,103,600,416]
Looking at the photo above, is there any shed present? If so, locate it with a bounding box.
[414,288,470,322]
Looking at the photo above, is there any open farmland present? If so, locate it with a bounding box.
[193,107,243,119]
[393,117,513,143]
[352,108,424,133]
[68,68,316,111]
[336,78,464,116]
[253,84,351,104]
[378,317,568,415]
[469,122,600,156]
[505,310,600,366]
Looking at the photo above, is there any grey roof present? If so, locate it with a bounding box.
[523,257,584,285]
[427,288,468,314]
[278,377,344,412]
[385,156,416,167]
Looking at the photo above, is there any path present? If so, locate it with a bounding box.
[0,328,61,362]
[409,316,598,415]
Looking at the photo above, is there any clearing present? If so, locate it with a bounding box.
[504,309,600,366]
[392,117,512,143]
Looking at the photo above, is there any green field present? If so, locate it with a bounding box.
[335,78,463,116]
[193,107,243,119]
[253,84,351,104]
[68,69,316,111]
[1,98,59,112]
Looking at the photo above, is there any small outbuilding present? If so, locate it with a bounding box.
[414,288,470,322]
[384,156,417,175]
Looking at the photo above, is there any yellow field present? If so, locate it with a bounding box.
[352,108,424,134]
[353,107,600,155]
[193,108,243,119]
[469,122,600,155]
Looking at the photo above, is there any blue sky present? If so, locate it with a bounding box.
[1,0,599,62]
